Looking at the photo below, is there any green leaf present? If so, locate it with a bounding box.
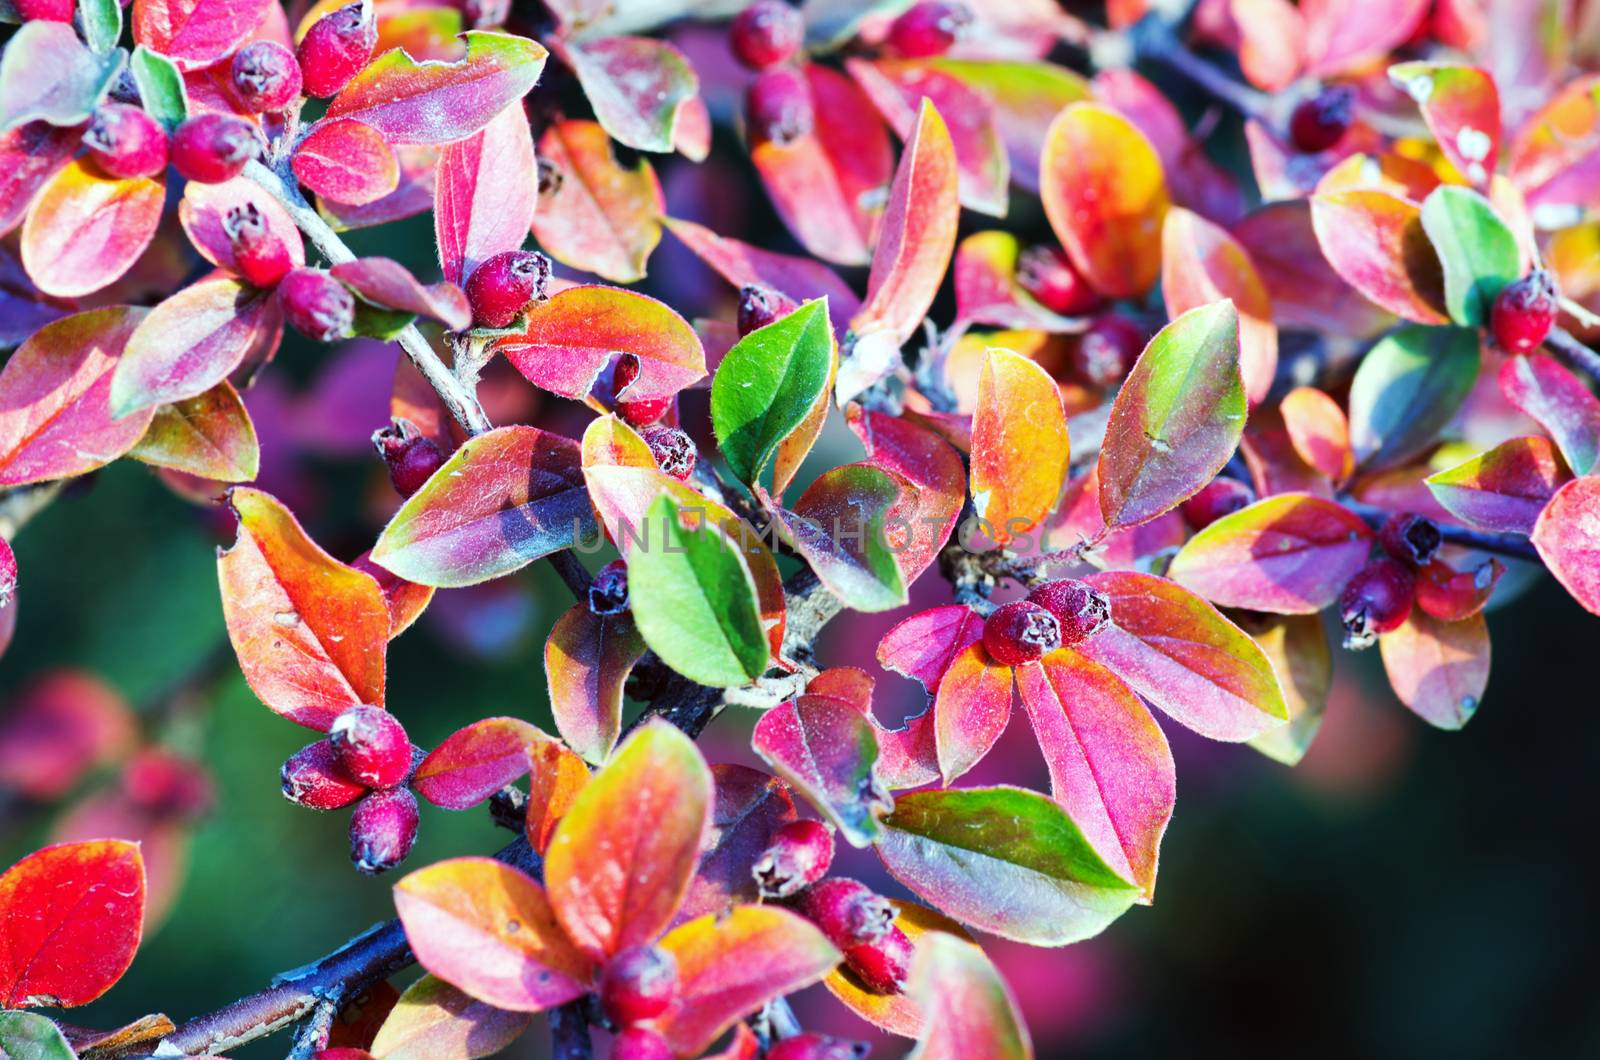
[628,494,769,687]
[0,1012,76,1060]
[876,786,1140,946]
[350,301,417,340]
[711,298,833,489]
[1349,324,1481,471]
[129,45,187,130]
[81,0,124,55]
[1418,185,1519,327]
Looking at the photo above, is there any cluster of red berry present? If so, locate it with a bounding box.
[981,578,1113,666]
[1339,513,1443,649]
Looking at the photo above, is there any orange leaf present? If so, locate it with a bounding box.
[969,348,1069,544]
[21,160,163,299]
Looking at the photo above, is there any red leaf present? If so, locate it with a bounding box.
[0,840,145,1008]
[877,605,986,694]
[1426,435,1570,535]
[544,722,711,962]
[1531,476,1600,616]
[179,178,306,277]
[1161,207,1277,406]
[435,105,536,286]
[1499,352,1600,476]
[132,0,273,69]
[1302,0,1430,77]
[524,739,589,856]
[845,406,964,583]
[1309,190,1448,325]
[803,667,939,792]
[753,693,891,847]
[1015,652,1174,897]
[663,216,861,321]
[412,717,544,810]
[531,120,663,284]
[1416,557,1504,622]
[217,488,389,729]
[1279,385,1354,483]
[0,122,78,238]
[21,160,164,299]
[933,642,1014,784]
[321,144,441,232]
[293,119,401,207]
[1389,62,1501,185]
[544,603,646,765]
[1379,610,1490,729]
[0,307,156,487]
[351,549,434,639]
[331,257,471,330]
[679,765,797,924]
[0,670,136,801]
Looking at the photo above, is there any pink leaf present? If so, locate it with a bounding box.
[933,642,1014,784]
[846,406,965,583]
[293,119,401,207]
[1531,476,1600,616]
[1379,610,1490,729]
[663,216,861,321]
[131,0,273,69]
[1499,352,1600,476]
[413,717,545,810]
[544,603,646,765]
[434,105,536,286]
[110,278,280,416]
[331,257,471,330]
[877,605,986,694]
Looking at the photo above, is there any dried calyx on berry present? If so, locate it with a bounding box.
[982,599,1061,665]
[372,419,447,498]
[1181,477,1256,530]
[329,704,412,788]
[800,877,894,947]
[281,740,368,810]
[753,819,835,897]
[1026,578,1111,644]
[746,66,814,146]
[887,1,972,58]
[843,921,913,994]
[83,103,169,180]
[642,426,697,481]
[465,250,551,328]
[600,944,679,1026]
[224,204,294,289]
[1340,557,1415,650]
[613,353,672,427]
[298,1,377,98]
[280,267,356,342]
[1289,84,1356,153]
[1490,269,1558,355]
[170,113,260,184]
[1016,244,1100,316]
[1073,313,1145,388]
[730,0,805,70]
[767,1034,871,1060]
[736,283,798,336]
[231,40,303,113]
[349,786,419,874]
[1379,513,1442,567]
[588,559,630,616]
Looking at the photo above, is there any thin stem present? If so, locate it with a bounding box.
[1546,325,1600,383]
[549,1000,594,1060]
[1342,500,1540,563]
[1135,23,1276,122]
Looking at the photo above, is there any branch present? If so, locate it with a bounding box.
[1131,14,1278,123]
[1545,325,1600,383]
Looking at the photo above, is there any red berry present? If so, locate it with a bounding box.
[231,41,303,113]
[610,1027,674,1060]
[641,426,696,481]
[1489,270,1558,355]
[613,354,673,426]
[800,878,894,948]
[600,944,679,1026]
[745,66,813,146]
[886,1,971,58]
[372,420,446,498]
[13,0,73,21]
[280,267,356,342]
[736,283,798,336]
[121,749,214,819]
[982,600,1061,666]
[349,786,419,875]
[465,250,550,328]
[588,559,630,616]
[170,113,260,184]
[1073,313,1144,388]
[224,203,294,288]
[1181,478,1256,530]
[844,923,913,994]
[84,104,169,181]
[1340,557,1415,650]
[768,1034,870,1060]
[1016,244,1101,316]
[730,0,805,70]
[1378,513,1442,567]
[753,819,835,898]
[298,1,377,98]
[1025,579,1111,645]
[0,536,16,609]
[330,705,412,788]
[1288,85,1355,154]
[282,740,368,810]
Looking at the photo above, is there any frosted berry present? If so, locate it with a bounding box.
[231,41,303,113]
[349,786,419,875]
[800,878,894,947]
[466,250,550,328]
[613,353,672,427]
[844,922,913,994]
[886,1,972,58]
[1490,270,1558,355]
[13,0,73,21]
[737,283,798,336]
[746,66,813,146]
[224,204,294,289]
[730,0,804,70]
[1017,244,1101,316]
[1340,557,1415,650]
[1026,579,1111,644]
[1073,313,1144,388]
[282,740,368,810]
[611,1027,674,1060]
[982,600,1061,666]
[170,113,259,184]
[1379,513,1442,567]
[642,426,696,481]
[1181,478,1255,530]
[330,705,412,788]
[0,536,16,609]
[372,420,446,498]
[122,749,214,819]
[298,1,377,98]
[767,1034,870,1060]
[83,104,169,180]
[1289,85,1355,154]
[600,944,679,1026]
[753,819,835,897]
[280,268,356,342]
[589,559,630,616]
